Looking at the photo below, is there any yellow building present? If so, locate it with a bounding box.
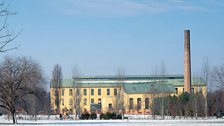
[50,75,206,114]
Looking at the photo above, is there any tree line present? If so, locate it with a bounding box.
[150,62,224,119]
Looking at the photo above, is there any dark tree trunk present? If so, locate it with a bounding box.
[11,110,16,124]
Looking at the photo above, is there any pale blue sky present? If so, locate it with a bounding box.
[2,0,224,79]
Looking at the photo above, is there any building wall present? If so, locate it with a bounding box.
[124,93,151,114]
[51,87,123,114]
[50,85,207,114]
[50,88,74,113]
[81,87,117,113]
[175,86,207,95]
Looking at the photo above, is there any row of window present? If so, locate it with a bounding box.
[58,87,203,97]
[175,87,201,94]
[57,88,118,96]
[86,89,117,96]
[129,98,150,110]
[59,98,102,106]
[85,98,101,105]
[60,99,72,106]
[58,98,150,110]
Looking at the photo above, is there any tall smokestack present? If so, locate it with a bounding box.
[184,30,191,94]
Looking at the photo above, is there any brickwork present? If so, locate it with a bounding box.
[184,30,191,94]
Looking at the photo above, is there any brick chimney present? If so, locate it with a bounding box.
[184,30,191,94]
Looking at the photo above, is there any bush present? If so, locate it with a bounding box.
[100,113,105,120]
[100,112,111,119]
[104,112,111,119]
[111,112,116,119]
[123,116,128,119]
[116,114,122,119]
[80,112,90,120]
[100,112,122,120]
[90,112,97,120]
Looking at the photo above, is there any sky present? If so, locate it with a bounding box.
[1,0,224,80]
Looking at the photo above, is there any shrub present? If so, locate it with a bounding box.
[80,112,90,120]
[116,114,122,119]
[100,112,123,120]
[111,112,116,119]
[100,113,105,120]
[90,112,97,120]
[104,112,111,119]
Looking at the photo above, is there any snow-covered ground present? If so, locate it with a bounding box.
[0,115,224,126]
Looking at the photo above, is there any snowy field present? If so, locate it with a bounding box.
[0,116,224,126]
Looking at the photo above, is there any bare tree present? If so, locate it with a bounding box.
[202,58,209,118]
[168,95,178,118]
[195,92,206,117]
[149,64,159,119]
[207,90,224,116]
[202,58,210,89]
[148,84,160,119]
[114,66,127,119]
[0,0,19,53]
[159,61,167,119]
[207,92,216,116]
[52,64,63,114]
[212,63,224,90]
[192,72,200,118]
[72,66,82,119]
[208,63,224,117]
[0,56,45,124]
[24,88,49,119]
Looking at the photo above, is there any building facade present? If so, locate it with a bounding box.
[50,75,206,115]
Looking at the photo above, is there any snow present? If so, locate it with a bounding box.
[0,115,224,126]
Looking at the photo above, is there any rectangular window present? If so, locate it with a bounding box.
[91,89,94,96]
[145,98,149,109]
[183,88,185,93]
[199,87,202,92]
[108,103,113,110]
[175,88,178,94]
[107,89,110,96]
[137,98,141,110]
[114,89,117,96]
[61,99,64,106]
[54,90,58,96]
[84,89,87,96]
[76,89,80,96]
[91,99,94,104]
[84,98,87,105]
[69,89,73,96]
[62,89,65,96]
[69,99,73,106]
[98,89,101,96]
[55,99,57,106]
[129,98,133,110]
[191,88,194,94]
[98,99,101,110]
[98,99,101,104]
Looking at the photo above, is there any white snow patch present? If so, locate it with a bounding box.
[0,115,224,126]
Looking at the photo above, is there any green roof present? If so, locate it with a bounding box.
[123,82,175,94]
[51,79,119,88]
[50,75,206,94]
[73,75,184,81]
[51,79,175,94]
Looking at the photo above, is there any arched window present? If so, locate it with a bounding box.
[129,98,133,110]
[145,98,149,109]
[137,98,141,110]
